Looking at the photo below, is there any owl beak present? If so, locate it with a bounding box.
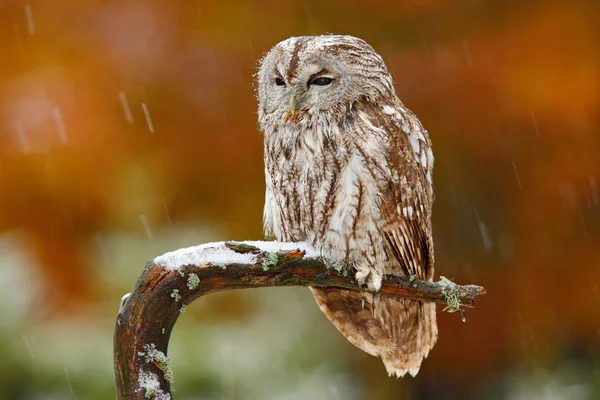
[288,93,297,115]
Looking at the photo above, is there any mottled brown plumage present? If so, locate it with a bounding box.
[257,35,437,377]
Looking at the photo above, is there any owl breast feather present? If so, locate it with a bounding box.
[263,109,394,289]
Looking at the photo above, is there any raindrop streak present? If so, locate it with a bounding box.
[530,110,540,137]
[118,92,134,125]
[24,4,35,35]
[141,103,155,133]
[65,368,75,396]
[512,161,523,190]
[461,311,467,323]
[52,107,68,143]
[21,334,35,359]
[462,40,473,69]
[162,198,172,225]
[139,214,153,239]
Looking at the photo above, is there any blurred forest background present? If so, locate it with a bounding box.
[0,0,598,399]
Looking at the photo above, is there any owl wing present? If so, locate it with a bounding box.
[375,103,435,281]
[311,101,438,377]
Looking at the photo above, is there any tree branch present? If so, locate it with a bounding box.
[113,241,486,399]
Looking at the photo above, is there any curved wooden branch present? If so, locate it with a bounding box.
[113,241,486,398]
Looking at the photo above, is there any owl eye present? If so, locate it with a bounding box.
[275,77,285,86]
[310,77,333,86]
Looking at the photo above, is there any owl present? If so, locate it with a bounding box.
[257,35,437,377]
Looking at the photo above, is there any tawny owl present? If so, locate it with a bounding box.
[257,35,437,377]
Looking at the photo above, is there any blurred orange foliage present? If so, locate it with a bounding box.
[0,0,598,393]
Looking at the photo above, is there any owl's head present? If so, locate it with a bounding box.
[257,35,395,127]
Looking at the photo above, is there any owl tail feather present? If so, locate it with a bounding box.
[310,287,396,356]
[380,300,438,377]
[310,287,438,377]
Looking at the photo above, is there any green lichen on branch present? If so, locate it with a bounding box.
[139,344,174,384]
[187,273,200,290]
[170,289,181,302]
[261,251,279,271]
[439,276,462,312]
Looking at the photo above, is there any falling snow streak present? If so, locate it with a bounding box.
[478,221,492,251]
[421,36,432,61]
[530,110,540,137]
[52,107,68,143]
[589,177,599,207]
[462,40,474,69]
[196,0,203,19]
[64,368,74,396]
[512,162,523,190]
[131,179,141,209]
[21,334,35,359]
[139,214,153,239]
[118,92,134,124]
[24,4,34,35]
[95,234,109,263]
[141,103,155,133]
[162,198,172,225]
[220,344,235,400]
[474,208,493,252]
[37,74,49,102]
[15,124,29,153]
[248,41,255,61]
[579,212,589,240]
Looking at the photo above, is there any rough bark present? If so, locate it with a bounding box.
[114,241,486,399]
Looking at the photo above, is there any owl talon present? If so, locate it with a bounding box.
[355,269,370,286]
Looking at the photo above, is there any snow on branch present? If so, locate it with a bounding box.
[114,241,486,398]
